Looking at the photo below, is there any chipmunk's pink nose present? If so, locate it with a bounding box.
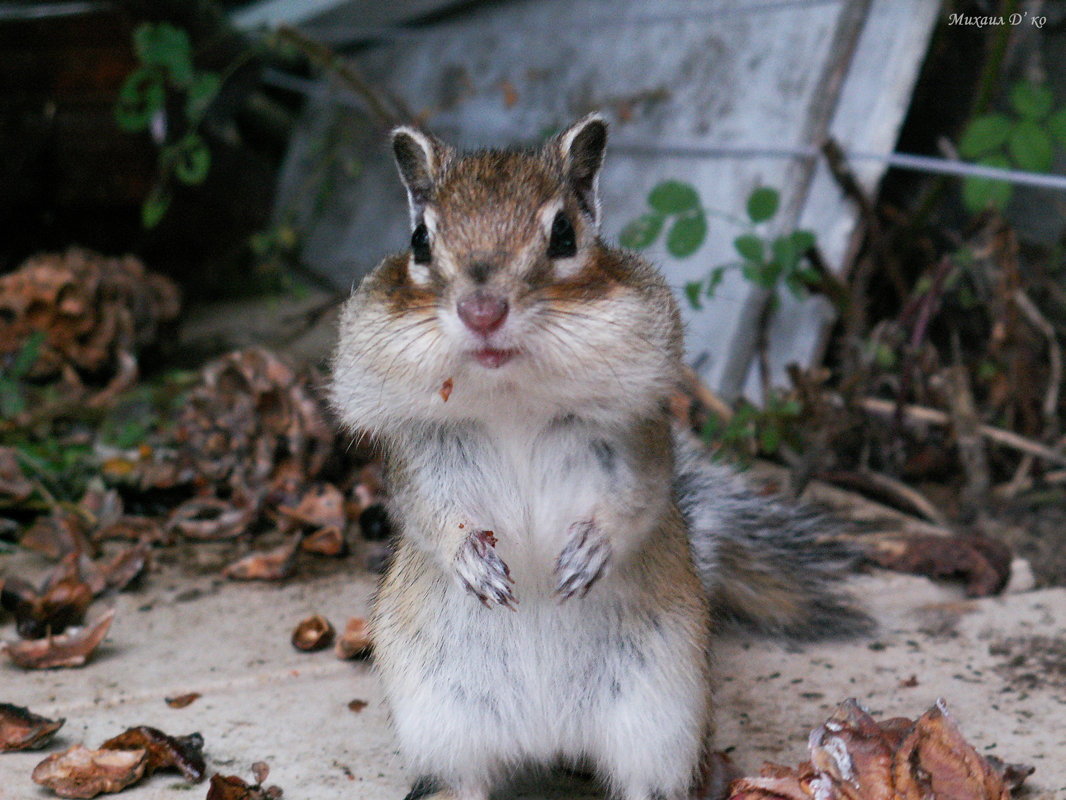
[457,290,508,336]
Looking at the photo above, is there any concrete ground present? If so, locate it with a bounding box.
[2,551,1065,800]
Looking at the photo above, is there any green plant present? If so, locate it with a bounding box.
[114,22,227,227]
[701,390,803,459]
[0,332,44,419]
[621,183,820,310]
[958,79,1066,212]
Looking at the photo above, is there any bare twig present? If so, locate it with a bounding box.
[858,396,1066,466]
[274,26,405,126]
[994,466,1066,498]
[943,362,990,517]
[818,468,950,527]
[1012,287,1062,436]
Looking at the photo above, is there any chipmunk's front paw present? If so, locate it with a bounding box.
[455,530,517,609]
[555,520,611,600]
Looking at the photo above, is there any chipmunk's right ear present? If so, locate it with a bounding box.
[391,126,451,223]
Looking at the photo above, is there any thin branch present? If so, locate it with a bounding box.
[858,396,1066,467]
[1012,287,1062,436]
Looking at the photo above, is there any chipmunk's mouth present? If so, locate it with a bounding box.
[472,347,520,369]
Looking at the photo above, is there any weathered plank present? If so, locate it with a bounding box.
[265,0,938,399]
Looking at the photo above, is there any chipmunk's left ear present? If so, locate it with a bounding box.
[554,113,608,227]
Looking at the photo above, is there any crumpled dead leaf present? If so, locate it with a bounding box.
[0,702,65,751]
[866,534,1013,596]
[100,726,206,783]
[1,608,115,669]
[727,699,1032,800]
[207,761,283,800]
[0,446,34,501]
[2,545,147,639]
[32,744,148,799]
[1,570,93,639]
[0,249,179,384]
[223,536,299,581]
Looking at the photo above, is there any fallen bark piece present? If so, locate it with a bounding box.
[292,614,335,652]
[0,702,65,751]
[866,533,1012,596]
[334,617,372,660]
[726,699,1031,800]
[32,744,148,798]
[1,608,115,669]
[100,727,206,783]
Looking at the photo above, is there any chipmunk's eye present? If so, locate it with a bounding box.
[411,223,431,264]
[547,212,576,259]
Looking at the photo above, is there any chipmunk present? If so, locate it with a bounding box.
[330,114,869,800]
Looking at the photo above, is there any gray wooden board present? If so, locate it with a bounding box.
[267,0,938,399]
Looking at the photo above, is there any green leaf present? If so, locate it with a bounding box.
[619,212,665,249]
[684,280,704,310]
[1010,81,1054,121]
[733,233,764,263]
[648,180,700,214]
[185,72,221,120]
[173,134,211,185]
[790,229,816,252]
[134,23,194,87]
[746,186,779,223]
[958,114,1012,158]
[873,342,897,369]
[758,423,781,454]
[1047,107,1066,148]
[961,155,1013,213]
[114,67,164,132]
[1008,120,1053,173]
[771,235,800,272]
[666,211,707,258]
[707,265,727,297]
[13,331,45,377]
[141,185,172,228]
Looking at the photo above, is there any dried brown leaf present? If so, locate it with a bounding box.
[893,700,1009,800]
[279,483,345,529]
[100,726,206,782]
[20,511,91,559]
[301,526,346,557]
[168,497,258,541]
[0,567,93,639]
[809,698,896,800]
[32,744,148,798]
[1,608,115,669]
[0,447,34,501]
[0,702,65,751]
[223,538,299,581]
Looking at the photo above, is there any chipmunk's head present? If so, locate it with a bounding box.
[332,115,682,432]
[390,114,609,370]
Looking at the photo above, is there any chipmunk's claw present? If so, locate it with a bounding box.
[456,529,517,610]
[555,520,611,600]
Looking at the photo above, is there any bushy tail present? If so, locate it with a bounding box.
[674,430,873,640]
